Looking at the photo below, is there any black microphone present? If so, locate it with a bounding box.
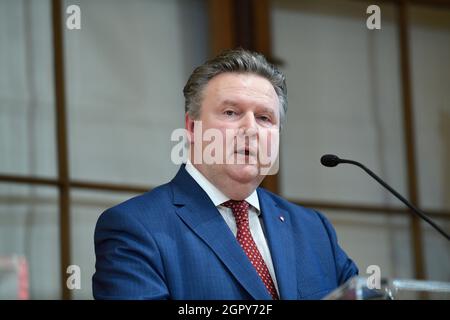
[320,154,450,241]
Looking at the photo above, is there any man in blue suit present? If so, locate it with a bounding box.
[93,49,358,300]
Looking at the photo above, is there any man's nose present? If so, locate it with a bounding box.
[239,112,258,135]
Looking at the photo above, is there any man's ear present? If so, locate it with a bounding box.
[185,113,195,144]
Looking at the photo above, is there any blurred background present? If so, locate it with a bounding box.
[0,0,449,299]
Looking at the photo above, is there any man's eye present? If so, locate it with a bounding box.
[258,116,271,122]
[224,110,236,116]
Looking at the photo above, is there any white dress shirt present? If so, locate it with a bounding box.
[185,161,279,294]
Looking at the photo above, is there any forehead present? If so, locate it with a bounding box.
[203,72,279,107]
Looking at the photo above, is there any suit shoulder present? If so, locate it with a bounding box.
[98,182,173,224]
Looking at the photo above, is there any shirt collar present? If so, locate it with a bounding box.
[185,160,260,212]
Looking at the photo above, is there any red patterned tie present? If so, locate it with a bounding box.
[222,200,279,300]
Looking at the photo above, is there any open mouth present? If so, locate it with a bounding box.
[235,148,256,157]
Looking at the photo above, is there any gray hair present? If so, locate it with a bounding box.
[183,48,287,129]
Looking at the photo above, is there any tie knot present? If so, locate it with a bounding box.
[221,200,249,220]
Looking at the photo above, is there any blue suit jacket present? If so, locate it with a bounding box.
[93,166,358,299]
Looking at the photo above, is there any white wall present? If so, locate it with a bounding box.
[0,0,56,177]
[0,0,60,299]
[409,5,450,281]
[272,0,449,282]
[409,6,450,212]
[64,0,209,299]
[64,0,208,186]
[0,0,209,299]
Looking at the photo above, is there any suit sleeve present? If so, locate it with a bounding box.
[92,208,169,299]
[316,211,359,285]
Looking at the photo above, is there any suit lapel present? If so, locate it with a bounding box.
[171,166,271,300]
[258,189,298,299]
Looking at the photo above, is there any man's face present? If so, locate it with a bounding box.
[187,72,280,187]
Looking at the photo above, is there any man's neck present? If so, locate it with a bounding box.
[187,159,261,201]
[185,161,260,209]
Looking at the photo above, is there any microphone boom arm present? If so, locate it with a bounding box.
[340,158,450,241]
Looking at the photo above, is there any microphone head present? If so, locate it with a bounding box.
[320,154,341,167]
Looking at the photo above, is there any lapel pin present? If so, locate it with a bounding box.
[279,216,285,222]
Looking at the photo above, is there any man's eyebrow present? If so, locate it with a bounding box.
[259,107,276,116]
[220,100,276,115]
[220,99,239,107]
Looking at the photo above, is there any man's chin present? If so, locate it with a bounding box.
[226,164,261,183]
